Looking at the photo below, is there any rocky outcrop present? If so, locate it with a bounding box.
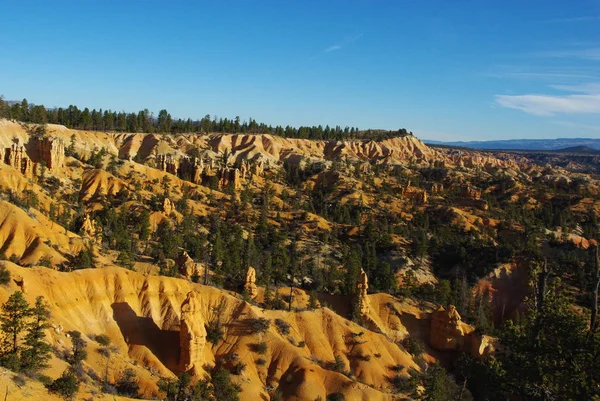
[35,137,65,170]
[156,153,244,190]
[157,154,179,175]
[217,167,241,190]
[239,160,250,179]
[179,156,205,184]
[5,141,25,170]
[429,304,495,357]
[175,251,201,279]
[244,266,258,299]
[162,198,175,216]
[401,181,428,204]
[353,269,388,334]
[3,141,34,177]
[424,181,444,193]
[455,184,488,210]
[80,214,102,245]
[14,276,26,293]
[179,291,207,375]
[21,157,34,178]
[461,185,481,200]
[429,305,467,351]
[253,159,265,176]
[356,269,370,317]
[470,334,496,357]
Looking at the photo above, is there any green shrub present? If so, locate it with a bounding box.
[251,341,268,355]
[205,320,224,344]
[402,337,424,357]
[115,368,140,398]
[330,355,345,373]
[48,369,79,400]
[248,318,271,334]
[94,334,111,347]
[274,318,291,335]
[230,361,246,375]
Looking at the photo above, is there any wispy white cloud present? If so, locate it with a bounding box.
[324,45,342,53]
[491,41,600,116]
[495,93,600,116]
[323,33,363,54]
[550,82,600,94]
[539,16,600,23]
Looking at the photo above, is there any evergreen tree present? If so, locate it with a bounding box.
[20,99,30,122]
[0,291,31,362]
[67,331,87,365]
[138,209,151,241]
[467,278,600,400]
[21,296,52,373]
[211,368,241,401]
[0,95,7,118]
[157,109,172,133]
[48,369,79,400]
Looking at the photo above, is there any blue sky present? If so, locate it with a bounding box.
[0,0,599,141]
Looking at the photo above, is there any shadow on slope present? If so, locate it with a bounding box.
[111,302,181,373]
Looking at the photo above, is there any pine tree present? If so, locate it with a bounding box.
[0,291,31,361]
[0,95,7,118]
[21,296,52,372]
[48,369,79,399]
[139,210,151,242]
[67,331,87,365]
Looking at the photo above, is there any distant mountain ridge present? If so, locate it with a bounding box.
[555,146,600,154]
[425,138,600,151]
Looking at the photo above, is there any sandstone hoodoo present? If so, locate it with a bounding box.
[80,213,102,245]
[244,266,258,299]
[176,251,201,279]
[162,197,175,215]
[356,268,371,317]
[3,140,32,177]
[429,305,470,351]
[179,290,207,376]
[35,136,65,170]
[428,305,495,357]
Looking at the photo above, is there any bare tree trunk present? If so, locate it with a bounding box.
[590,246,600,333]
[537,259,550,315]
[534,259,551,342]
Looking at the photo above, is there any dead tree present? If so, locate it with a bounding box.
[537,258,551,315]
[590,246,600,333]
[533,258,551,343]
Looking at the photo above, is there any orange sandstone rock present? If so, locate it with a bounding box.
[179,291,207,375]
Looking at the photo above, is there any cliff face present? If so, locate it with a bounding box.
[35,137,65,170]
[0,119,532,178]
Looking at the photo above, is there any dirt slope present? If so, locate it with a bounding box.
[0,201,85,265]
[0,263,418,400]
